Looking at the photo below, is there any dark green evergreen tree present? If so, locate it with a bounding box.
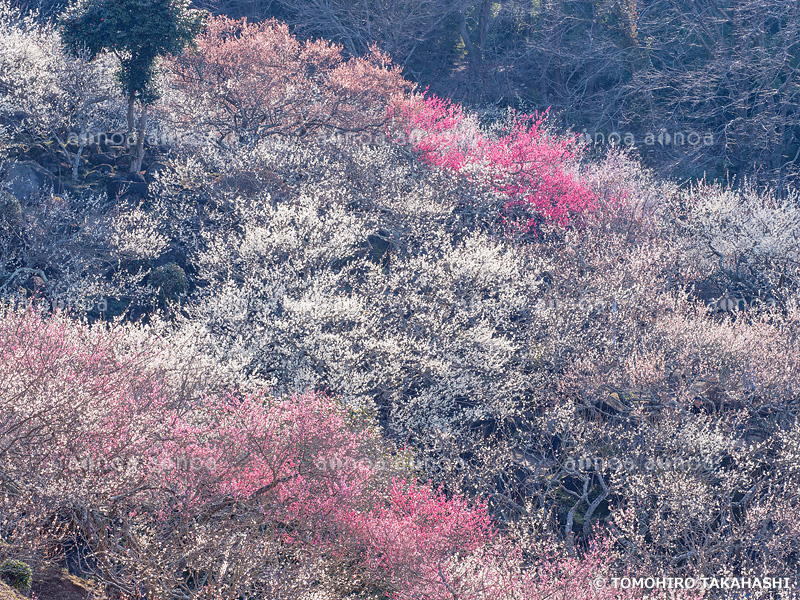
[60,0,206,171]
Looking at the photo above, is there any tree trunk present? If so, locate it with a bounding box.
[477,0,490,54]
[460,11,476,59]
[131,105,148,174]
[72,137,85,183]
[127,96,135,134]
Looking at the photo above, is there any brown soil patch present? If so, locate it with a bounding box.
[30,566,103,600]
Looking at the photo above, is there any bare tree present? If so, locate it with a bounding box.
[270,0,472,66]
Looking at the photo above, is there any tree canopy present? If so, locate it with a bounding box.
[60,0,206,104]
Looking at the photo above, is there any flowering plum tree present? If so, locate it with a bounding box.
[4,7,800,590]
[162,15,412,148]
[0,2,122,181]
[391,94,597,237]
[0,307,640,600]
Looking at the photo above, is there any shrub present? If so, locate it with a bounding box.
[666,179,800,307]
[0,560,31,593]
[0,191,21,232]
[0,2,68,139]
[149,262,187,301]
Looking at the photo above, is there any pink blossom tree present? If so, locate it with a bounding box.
[391,94,597,237]
[162,15,412,148]
[0,306,657,600]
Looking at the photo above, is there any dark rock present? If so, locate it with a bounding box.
[0,111,26,127]
[37,153,64,174]
[97,129,132,151]
[25,143,48,159]
[91,152,116,166]
[114,155,132,171]
[85,181,107,196]
[1,160,57,201]
[106,175,149,202]
[365,230,391,263]
[84,164,113,182]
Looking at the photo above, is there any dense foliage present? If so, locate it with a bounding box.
[162,15,410,146]
[0,5,799,600]
[59,0,205,171]
[59,0,205,105]
[193,0,800,193]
